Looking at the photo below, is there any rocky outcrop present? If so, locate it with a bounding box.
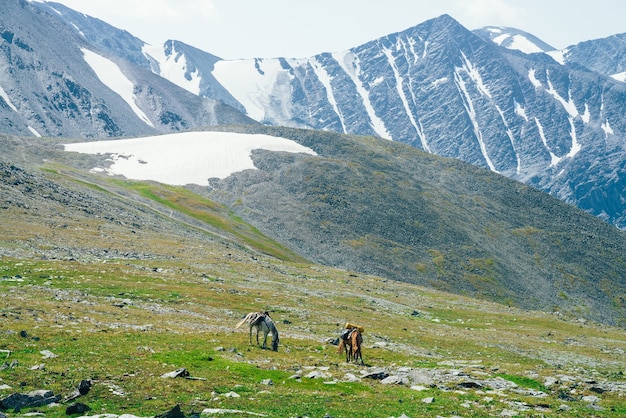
[0,390,61,412]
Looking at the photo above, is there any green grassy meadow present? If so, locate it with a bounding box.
[1,254,625,417]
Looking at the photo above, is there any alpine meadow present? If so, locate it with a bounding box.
[1,1,626,417]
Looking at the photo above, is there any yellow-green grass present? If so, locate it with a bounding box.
[108,179,307,263]
[1,256,625,417]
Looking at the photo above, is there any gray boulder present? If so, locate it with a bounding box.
[0,390,61,411]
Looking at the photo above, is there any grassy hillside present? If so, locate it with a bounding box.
[0,132,625,416]
[2,242,626,417]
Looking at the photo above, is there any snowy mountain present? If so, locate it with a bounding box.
[205,15,626,229]
[0,0,252,138]
[2,1,626,230]
[473,26,556,53]
[557,32,626,81]
[31,1,245,113]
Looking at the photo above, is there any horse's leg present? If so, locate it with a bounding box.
[350,334,359,363]
[248,325,253,345]
[355,334,363,364]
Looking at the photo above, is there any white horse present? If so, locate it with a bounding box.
[235,311,279,351]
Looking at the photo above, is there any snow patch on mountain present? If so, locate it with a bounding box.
[546,50,566,65]
[309,57,347,132]
[459,52,491,98]
[545,75,578,118]
[511,35,544,53]
[528,69,542,88]
[611,71,626,82]
[27,126,41,137]
[142,43,201,95]
[493,33,544,53]
[382,46,429,151]
[1,83,41,136]
[543,72,581,158]
[333,50,392,139]
[475,26,555,54]
[514,100,528,121]
[431,77,448,88]
[602,119,615,136]
[454,55,497,172]
[581,104,591,124]
[212,58,295,122]
[535,118,562,167]
[63,131,317,186]
[0,84,18,112]
[81,48,154,127]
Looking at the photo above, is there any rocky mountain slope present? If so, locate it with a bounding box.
[200,125,626,328]
[560,32,626,80]
[4,126,626,328]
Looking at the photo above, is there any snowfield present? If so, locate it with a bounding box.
[81,48,155,128]
[64,131,317,186]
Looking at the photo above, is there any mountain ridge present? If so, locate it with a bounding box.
[206,15,626,230]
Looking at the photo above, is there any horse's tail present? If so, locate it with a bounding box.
[235,312,254,329]
[270,323,279,351]
[337,339,345,354]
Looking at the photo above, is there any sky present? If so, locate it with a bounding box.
[41,0,626,60]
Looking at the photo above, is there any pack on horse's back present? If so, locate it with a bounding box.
[344,323,364,333]
[338,322,364,364]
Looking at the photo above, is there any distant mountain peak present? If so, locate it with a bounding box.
[474,26,556,53]
[431,13,461,25]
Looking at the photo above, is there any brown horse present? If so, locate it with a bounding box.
[338,328,363,364]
